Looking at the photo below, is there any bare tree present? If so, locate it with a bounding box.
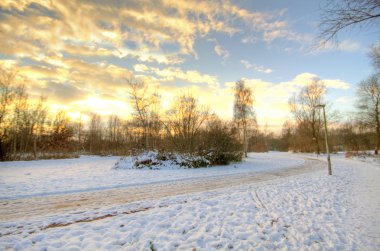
[10,84,28,155]
[51,111,73,152]
[0,71,17,127]
[147,93,162,150]
[289,78,326,154]
[0,70,18,160]
[0,71,49,159]
[88,113,103,153]
[29,96,48,158]
[329,119,372,152]
[127,79,152,150]
[164,94,209,153]
[279,120,294,151]
[233,80,255,157]
[356,74,380,152]
[107,115,122,144]
[72,114,84,151]
[319,0,380,43]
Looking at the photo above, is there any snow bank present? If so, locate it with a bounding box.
[345,151,380,166]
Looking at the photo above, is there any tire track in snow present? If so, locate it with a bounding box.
[0,158,323,222]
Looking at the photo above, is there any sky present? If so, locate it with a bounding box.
[0,0,378,132]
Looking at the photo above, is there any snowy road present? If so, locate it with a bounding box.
[0,158,322,222]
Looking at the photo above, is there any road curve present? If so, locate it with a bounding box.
[0,158,323,222]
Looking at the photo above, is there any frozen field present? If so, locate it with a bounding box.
[0,152,379,250]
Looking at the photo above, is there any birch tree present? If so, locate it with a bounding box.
[233,80,255,157]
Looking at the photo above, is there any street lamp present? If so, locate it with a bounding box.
[315,104,332,175]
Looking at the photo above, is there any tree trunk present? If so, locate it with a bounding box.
[376,100,380,154]
[377,121,380,154]
[144,125,149,150]
[13,136,17,156]
[312,122,320,154]
[33,136,37,160]
[243,125,247,158]
[315,134,320,154]
[376,118,380,155]
[0,138,4,161]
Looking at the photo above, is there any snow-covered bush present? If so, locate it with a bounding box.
[113,151,211,170]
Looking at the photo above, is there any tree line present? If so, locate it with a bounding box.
[0,74,260,161]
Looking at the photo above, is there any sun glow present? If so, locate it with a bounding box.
[79,96,132,117]
[67,111,89,123]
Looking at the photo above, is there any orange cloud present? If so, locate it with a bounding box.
[133,64,219,89]
[0,0,305,65]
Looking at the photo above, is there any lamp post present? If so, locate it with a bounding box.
[315,104,332,175]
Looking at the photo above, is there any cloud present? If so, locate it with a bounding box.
[0,59,18,69]
[0,0,234,62]
[43,82,87,102]
[263,29,312,45]
[313,39,361,53]
[207,38,230,61]
[138,65,219,88]
[228,7,309,44]
[224,73,351,130]
[241,36,258,44]
[3,54,219,107]
[323,79,350,90]
[292,73,350,89]
[335,96,352,104]
[0,57,133,106]
[133,64,149,72]
[214,45,230,60]
[240,60,273,74]
[336,40,361,52]
[253,66,273,74]
[0,0,310,67]
[240,60,253,69]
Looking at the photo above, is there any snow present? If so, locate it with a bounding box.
[346,152,380,166]
[0,152,305,199]
[112,151,211,170]
[0,153,379,250]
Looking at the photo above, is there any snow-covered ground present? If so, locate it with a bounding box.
[0,152,379,250]
[0,153,304,199]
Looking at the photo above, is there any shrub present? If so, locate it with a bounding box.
[113,147,244,170]
[179,156,210,168]
[201,150,243,165]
